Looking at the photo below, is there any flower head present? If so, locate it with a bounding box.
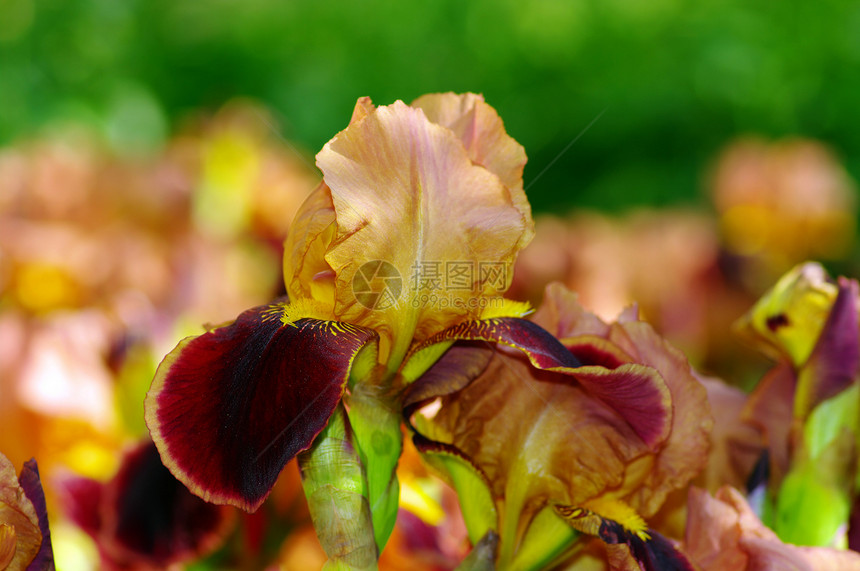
[283,93,532,364]
[144,94,538,562]
[408,283,711,569]
[735,262,860,548]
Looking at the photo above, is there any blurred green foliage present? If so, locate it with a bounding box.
[2,0,859,213]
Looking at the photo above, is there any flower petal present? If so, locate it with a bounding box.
[741,362,796,486]
[282,182,338,308]
[317,98,533,360]
[18,460,54,570]
[406,316,581,370]
[734,262,838,367]
[402,341,494,412]
[796,276,860,419]
[405,317,670,447]
[531,282,611,338]
[427,353,661,512]
[64,441,235,568]
[555,502,694,571]
[604,319,712,517]
[0,453,42,570]
[62,476,102,537]
[145,298,378,511]
[414,286,709,566]
[684,486,860,571]
[0,524,15,570]
[411,92,530,213]
[697,376,764,493]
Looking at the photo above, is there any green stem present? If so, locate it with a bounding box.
[298,404,379,570]
[346,373,403,554]
[496,480,528,567]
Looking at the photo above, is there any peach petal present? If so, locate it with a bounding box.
[317,99,533,357]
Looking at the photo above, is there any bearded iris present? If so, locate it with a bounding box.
[144,93,703,568]
[407,284,710,569]
[735,262,860,548]
[145,93,539,561]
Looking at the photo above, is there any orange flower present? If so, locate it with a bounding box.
[145,94,544,565]
[282,93,533,366]
[409,283,711,569]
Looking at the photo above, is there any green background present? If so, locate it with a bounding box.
[2,0,859,213]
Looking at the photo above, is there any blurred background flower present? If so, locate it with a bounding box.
[0,103,319,567]
[2,1,860,568]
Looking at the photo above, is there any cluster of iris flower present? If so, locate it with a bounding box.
[4,93,860,570]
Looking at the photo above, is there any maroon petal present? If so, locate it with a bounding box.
[63,441,235,568]
[107,442,234,566]
[404,317,669,447]
[797,277,860,419]
[402,341,495,413]
[61,477,103,537]
[557,504,693,571]
[145,299,378,511]
[563,335,632,369]
[19,460,55,570]
[601,524,694,571]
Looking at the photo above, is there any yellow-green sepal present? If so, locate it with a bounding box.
[412,435,498,546]
[507,507,579,571]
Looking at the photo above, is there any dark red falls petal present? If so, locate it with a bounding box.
[19,459,55,570]
[61,476,103,537]
[64,441,235,568]
[599,521,694,571]
[147,299,378,511]
[109,441,234,566]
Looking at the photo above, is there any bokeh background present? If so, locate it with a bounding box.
[3,0,860,211]
[2,1,860,569]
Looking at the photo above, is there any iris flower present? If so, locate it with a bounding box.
[145,92,713,567]
[406,284,711,569]
[735,262,860,548]
[144,92,563,563]
[0,453,54,570]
